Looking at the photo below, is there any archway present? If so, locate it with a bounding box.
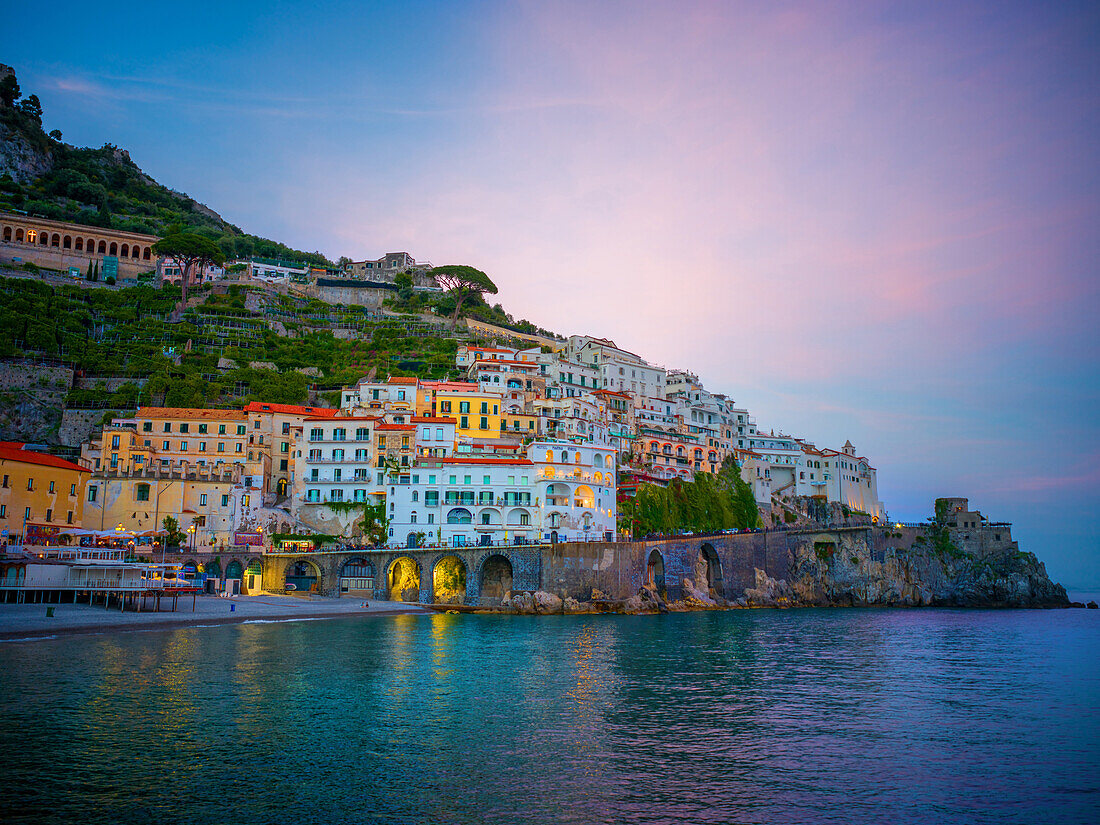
[276,478,288,496]
[479,554,512,604]
[245,559,262,593]
[285,559,320,593]
[646,549,666,596]
[340,558,375,594]
[699,543,724,598]
[204,559,222,579]
[225,560,243,579]
[388,557,421,602]
[406,532,420,548]
[433,555,467,604]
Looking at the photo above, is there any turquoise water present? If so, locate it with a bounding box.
[2,608,1098,824]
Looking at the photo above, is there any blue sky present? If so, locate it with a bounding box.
[7,0,1099,587]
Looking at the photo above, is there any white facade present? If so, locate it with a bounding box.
[292,417,377,507]
[413,416,457,458]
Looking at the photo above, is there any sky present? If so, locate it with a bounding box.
[6,0,1099,587]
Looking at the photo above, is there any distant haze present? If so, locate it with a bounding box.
[12,0,1099,586]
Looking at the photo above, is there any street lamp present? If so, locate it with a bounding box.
[115,523,123,549]
[187,524,196,551]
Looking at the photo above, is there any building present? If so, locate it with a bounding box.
[291,416,378,536]
[157,257,223,288]
[239,257,309,283]
[0,211,159,280]
[412,416,457,458]
[429,384,503,445]
[0,442,89,542]
[342,252,430,281]
[242,402,338,499]
[528,440,617,543]
[565,335,667,398]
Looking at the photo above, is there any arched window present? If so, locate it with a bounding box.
[40,232,49,246]
[109,242,117,255]
[131,245,140,258]
[561,451,569,463]
[447,507,472,524]
[545,449,553,462]
[87,238,95,253]
[51,233,60,247]
[594,454,604,468]
[574,451,582,464]
[74,237,83,251]
[63,235,72,249]
[98,240,106,254]
[143,247,151,260]
[120,244,129,258]
[15,228,23,242]
[412,491,418,502]
[2,226,10,242]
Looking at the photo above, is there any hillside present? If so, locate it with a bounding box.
[0,64,331,266]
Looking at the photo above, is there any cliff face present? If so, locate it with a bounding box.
[0,116,54,184]
[777,529,1069,608]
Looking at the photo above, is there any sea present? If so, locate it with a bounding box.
[1,602,1098,825]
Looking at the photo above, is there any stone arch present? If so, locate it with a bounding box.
[646,548,666,596]
[39,231,48,246]
[284,558,321,593]
[131,244,140,259]
[446,506,472,524]
[63,235,72,249]
[15,228,23,242]
[182,559,199,580]
[87,238,95,252]
[244,559,262,593]
[340,557,375,593]
[699,543,724,598]
[2,226,10,242]
[387,556,421,602]
[478,553,513,604]
[75,237,83,251]
[120,243,129,258]
[225,559,244,579]
[143,246,151,260]
[109,242,117,256]
[432,554,467,604]
[51,233,60,247]
[98,240,106,254]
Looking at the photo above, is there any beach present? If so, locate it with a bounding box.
[0,593,429,640]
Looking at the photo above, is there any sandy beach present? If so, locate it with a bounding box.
[0,593,430,641]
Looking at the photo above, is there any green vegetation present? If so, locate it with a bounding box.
[619,456,760,536]
[152,229,225,303]
[928,498,968,559]
[0,70,331,266]
[431,265,499,330]
[161,516,185,549]
[0,277,460,408]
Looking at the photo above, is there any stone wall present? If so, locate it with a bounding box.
[58,408,133,448]
[0,361,74,443]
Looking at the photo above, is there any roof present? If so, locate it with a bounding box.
[375,424,416,432]
[303,415,380,422]
[244,402,339,417]
[0,444,89,473]
[411,416,457,424]
[436,457,534,465]
[136,407,247,420]
[387,377,419,384]
[425,381,484,392]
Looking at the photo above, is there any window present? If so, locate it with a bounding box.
[218,443,225,452]
[48,480,55,494]
[163,441,170,450]
[425,491,439,506]
[180,441,188,451]
[460,416,469,429]
[243,495,250,506]
[164,422,171,432]
[281,441,289,453]
[87,486,97,502]
[26,478,34,492]
[69,483,76,496]
[112,435,121,449]
[180,423,189,434]
[221,494,229,506]
[66,511,73,524]
[143,422,152,432]
[235,443,243,453]
[356,428,369,440]
[333,428,346,441]
[199,424,208,434]
[280,460,288,471]
[282,422,290,435]
[237,425,246,436]
[24,507,31,520]
[0,505,4,518]
[45,508,53,522]
[219,425,226,435]
[199,493,208,506]
[480,417,488,430]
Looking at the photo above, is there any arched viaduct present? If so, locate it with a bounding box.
[252,527,878,606]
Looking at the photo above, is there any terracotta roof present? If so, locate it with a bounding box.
[386,377,419,384]
[136,407,246,420]
[244,402,338,417]
[0,445,89,473]
[411,416,457,424]
[423,381,481,392]
[303,415,380,422]
[375,424,416,431]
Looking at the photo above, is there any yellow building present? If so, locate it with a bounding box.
[427,383,504,444]
[0,442,89,541]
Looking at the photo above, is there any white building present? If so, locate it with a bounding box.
[566,336,667,399]
[292,416,378,508]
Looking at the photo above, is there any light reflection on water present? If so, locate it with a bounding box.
[1,608,1097,824]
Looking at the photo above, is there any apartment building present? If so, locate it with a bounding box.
[0,443,88,541]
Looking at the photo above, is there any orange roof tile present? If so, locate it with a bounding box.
[0,445,89,473]
[244,402,338,417]
[387,377,419,384]
[411,416,457,424]
[136,407,246,420]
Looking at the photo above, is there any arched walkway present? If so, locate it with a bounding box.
[699,543,724,598]
[388,557,421,602]
[285,559,321,593]
[646,549,666,596]
[432,555,467,604]
[479,554,513,604]
[340,558,375,594]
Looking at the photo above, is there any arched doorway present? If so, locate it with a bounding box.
[276,478,288,496]
[340,558,375,594]
[646,549,666,596]
[285,560,320,593]
[225,560,244,595]
[388,557,421,602]
[433,555,467,604]
[406,532,420,548]
[245,560,262,593]
[479,554,513,604]
[699,543,724,598]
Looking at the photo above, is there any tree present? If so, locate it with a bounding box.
[152,232,226,305]
[0,74,19,107]
[337,256,352,269]
[48,129,62,141]
[18,94,42,124]
[162,516,186,549]
[359,502,390,547]
[430,265,498,330]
